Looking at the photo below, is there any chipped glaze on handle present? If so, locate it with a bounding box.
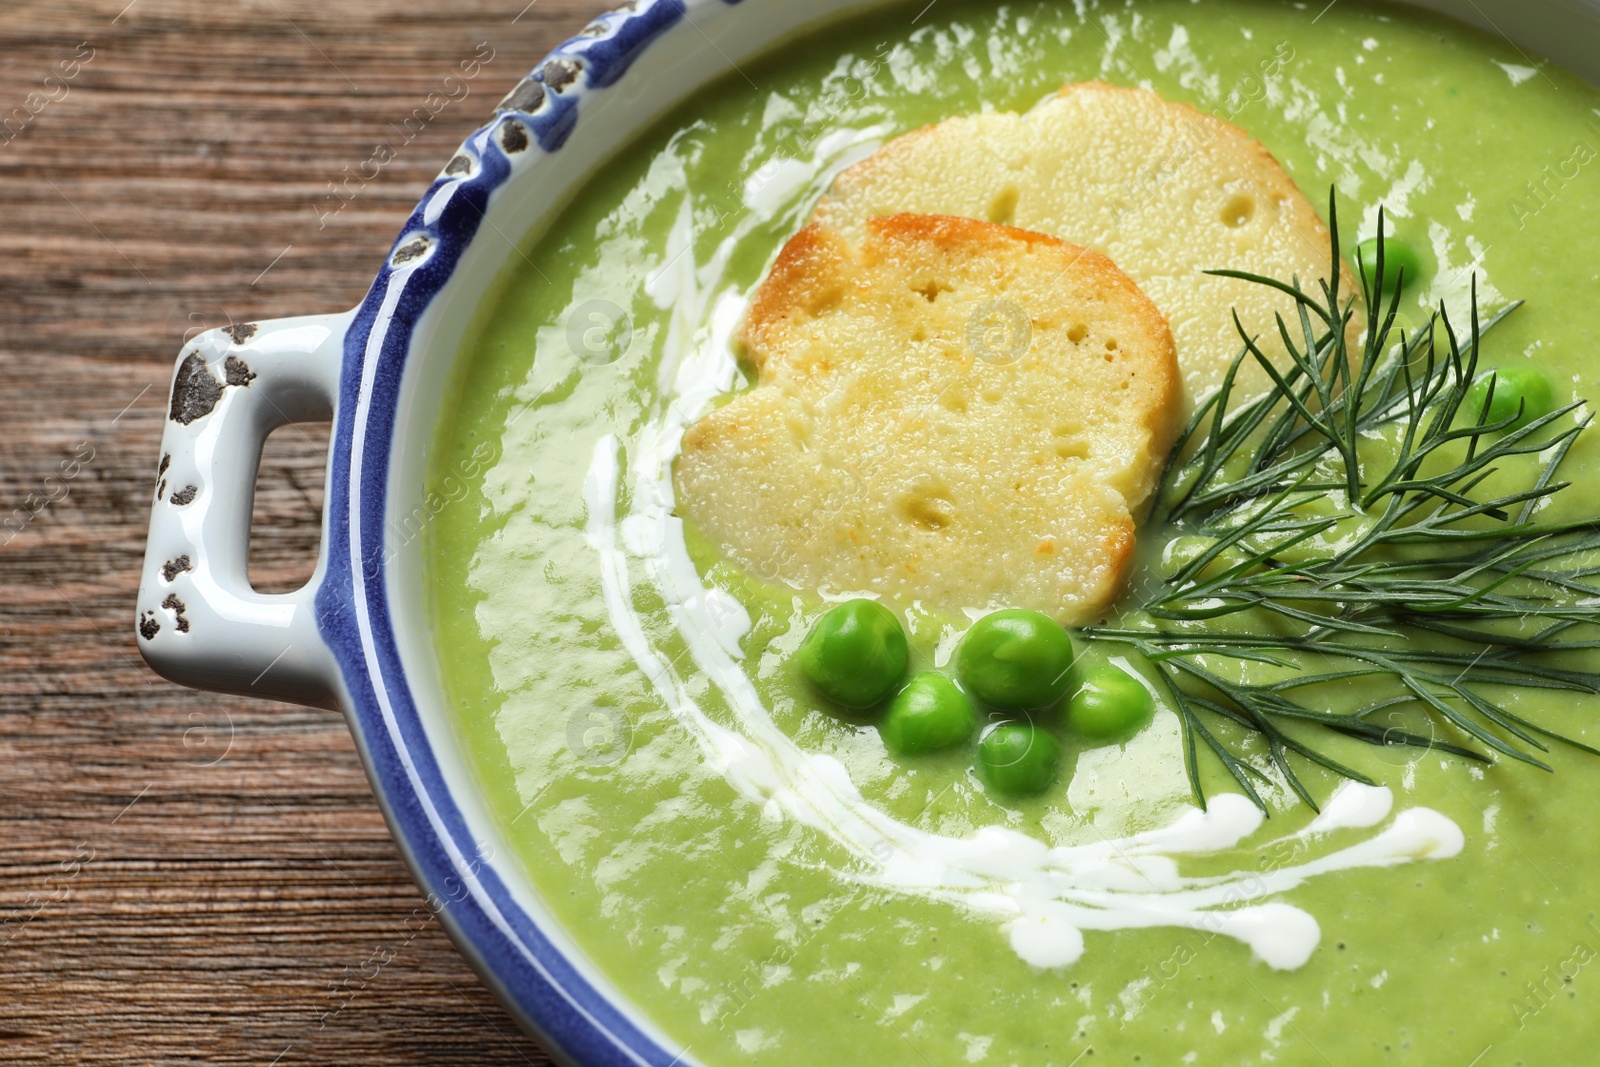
[136,313,351,710]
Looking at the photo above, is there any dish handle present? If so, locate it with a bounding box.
[136,313,351,711]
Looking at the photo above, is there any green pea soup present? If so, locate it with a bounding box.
[427,1,1600,1063]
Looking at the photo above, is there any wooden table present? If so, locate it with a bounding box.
[0,2,614,1061]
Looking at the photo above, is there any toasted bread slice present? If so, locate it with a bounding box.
[675,214,1181,624]
[813,82,1354,411]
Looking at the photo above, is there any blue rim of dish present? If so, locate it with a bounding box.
[310,2,730,1064]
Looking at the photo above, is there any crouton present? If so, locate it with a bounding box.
[675,214,1181,623]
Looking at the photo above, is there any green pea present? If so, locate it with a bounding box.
[975,722,1061,797]
[956,610,1075,710]
[797,599,908,709]
[880,673,979,756]
[1467,366,1555,432]
[1067,662,1154,741]
[1355,236,1423,296]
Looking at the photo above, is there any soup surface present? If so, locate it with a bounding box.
[427,1,1600,1062]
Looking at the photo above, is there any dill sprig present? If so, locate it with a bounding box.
[1085,192,1600,814]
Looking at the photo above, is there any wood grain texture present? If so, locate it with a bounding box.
[0,1,616,1062]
